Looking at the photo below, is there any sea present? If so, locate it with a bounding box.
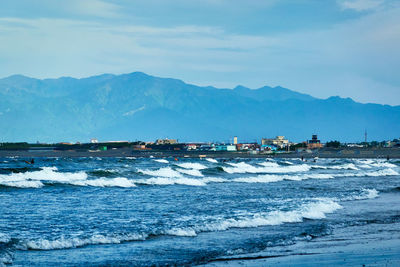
[0,156,399,266]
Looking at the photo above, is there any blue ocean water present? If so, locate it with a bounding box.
[0,157,399,265]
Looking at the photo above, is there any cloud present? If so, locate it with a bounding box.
[69,0,122,18]
[337,0,384,11]
[0,1,399,105]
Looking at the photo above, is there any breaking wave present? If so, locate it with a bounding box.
[134,177,206,186]
[23,233,147,250]
[233,173,334,183]
[153,159,169,164]
[138,167,183,178]
[223,162,310,174]
[0,167,136,188]
[312,163,358,170]
[354,188,379,200]
[177,168,204,177]
[16,198,342,251]
[205,158,218,163]
[70,177,136,188]
[176,162,207,170]
[160,198,342,237]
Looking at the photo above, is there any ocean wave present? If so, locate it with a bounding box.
[177,168,204,177]
[0,167,87,188]
[363,169,399,177]
[339,188,379,201]
[0,167,137,188]
[257,162,280,168]
[88,169,119,177]
[164,198,342,236]
[138,167,183,178]
[330,168,399,178]
[354,188,379,200]
[0,233,10,244]
[23,233,147,250]
[12,199,342,251]
[164,228,197,237]
[312,163,359,170]
[153,159,169,164]
[205,158,218,163]
[232,173,334,184]
[71,177,136,188]
[176,162,207,170]
[223,162,310,174]
[134,177,206,186]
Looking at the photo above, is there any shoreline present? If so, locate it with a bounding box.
[0,147,399,159]
[203,193,400,266]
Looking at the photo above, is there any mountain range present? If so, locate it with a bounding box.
[0,72,399,143]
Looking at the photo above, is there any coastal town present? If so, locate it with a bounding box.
[1,134,399,158]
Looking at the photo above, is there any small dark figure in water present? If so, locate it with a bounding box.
[387,155,390,161]
[24,158,34,164]
[301,156,304,161]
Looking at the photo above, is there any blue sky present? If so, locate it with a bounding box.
[0,0,399,105]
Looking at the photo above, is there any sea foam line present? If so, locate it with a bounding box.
[223,162,311,174]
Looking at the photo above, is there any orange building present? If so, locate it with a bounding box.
[307,135,323,149]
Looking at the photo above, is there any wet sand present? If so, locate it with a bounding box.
[204,192,400,266]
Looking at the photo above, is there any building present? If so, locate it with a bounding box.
[155,138,177,145]
[233,136,238,145]
[185,144,198,150]
[90,138,98,143]
[307,134,323,149]
[215,144,237,151]
[261,136,289,149]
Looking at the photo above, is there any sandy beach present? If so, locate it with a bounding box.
[204,192,400,266]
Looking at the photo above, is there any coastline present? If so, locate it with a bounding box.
[203,192,400,266]
[0,147,399,159]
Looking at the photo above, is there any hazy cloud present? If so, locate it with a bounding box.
[0,1,399,105]
[338,0,384,11]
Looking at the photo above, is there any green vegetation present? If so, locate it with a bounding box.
[326,141,341,148]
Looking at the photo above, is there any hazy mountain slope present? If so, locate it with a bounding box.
[0,72,398,143]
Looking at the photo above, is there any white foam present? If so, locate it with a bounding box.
[177,168,204,177]
[332,168,399,178]
[205,158,218,163]
[223,162,310,174]
[232,173,334,184]
[164,228,197,237]
[135,177,206,186]
[0,167,87,188]
[0,233,10,243]
[139,167,183,178]
[312,163,358,170]
[202,177,228,183]
[369,162,397,168]
[153,159,169,164]
[355,188,379,200]
[364,169,399,177]
[257,162,280,167]
[24,233,147,250]
[177,162,207,170]
[173,198,341,235]
[72,177,136,188]
[0,167,138,188]
[0,180,44,188]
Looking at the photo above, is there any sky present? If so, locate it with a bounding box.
[0,0,399,105]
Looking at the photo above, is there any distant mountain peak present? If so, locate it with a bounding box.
[0,71,398,142]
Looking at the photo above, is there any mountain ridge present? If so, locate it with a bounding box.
[0,72,399,143]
